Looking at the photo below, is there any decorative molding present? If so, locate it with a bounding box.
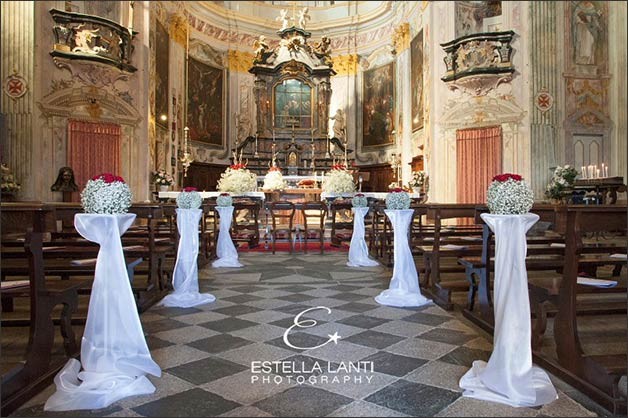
[392,23,411,53]
[189,40,225,68]
[332,54,358,76]
[52,57,131,88]
[4,71,28,100]
[446,73,513,96]
[441,95,525,129]
[168,13,188,46]
[534,88,554,113]
[228,50,254,73]
[37,86,141,125]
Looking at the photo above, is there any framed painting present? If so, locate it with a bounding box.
[362,61,395,148]
[155,20,169,128]
[411,30,424,132]
[273,79,313,129]
[187,56,224,146]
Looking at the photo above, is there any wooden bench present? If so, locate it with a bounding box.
[330,200,353,247]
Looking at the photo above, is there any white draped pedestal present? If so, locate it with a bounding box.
[212,206,243,268]
[45,214,161,411]
[459,213,557,407]
[375,209,431,308]
[347,206,379,267]
[160,209,215,307]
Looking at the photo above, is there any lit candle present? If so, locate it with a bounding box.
[581,166,586,179]
[596,168,600,178]
[129,1,134,31]
[604,165,608,178]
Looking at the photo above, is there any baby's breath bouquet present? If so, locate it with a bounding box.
[322,164,355,194]
[217,162,257,194]
[487,173,534,215]
[385,188,411,210]
[81,173,133,214]
[352,193,368,208]
[263,166,287,190]
[216,192,233,207]
[176,187,203,209]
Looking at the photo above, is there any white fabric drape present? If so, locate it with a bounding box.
[212,206,243,268]
[375,209,431,307]
[347,207,379,267]
[160,209,215,307]
[45,214,161,411]
[459,213,557,407]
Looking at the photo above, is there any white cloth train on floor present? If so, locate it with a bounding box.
[375,209,431,308]
[160,208,215,308]
[459,213,557,407]
[212,206,244,268]
[45,214,161,411]
[347,206,379,267]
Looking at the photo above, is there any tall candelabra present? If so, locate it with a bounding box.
[180,127,194,177]
[390,153,402,187]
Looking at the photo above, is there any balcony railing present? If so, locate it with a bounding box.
[49,8,138,72]
[440,31,515,89]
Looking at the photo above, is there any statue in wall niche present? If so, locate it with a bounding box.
[330,109,346,140]
[297,7,311,30]
[573,1,602,65]
[51,166,79,193]
[276,9,291,30]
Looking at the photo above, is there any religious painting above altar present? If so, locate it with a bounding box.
[362,62,395,148]
[187,56,224,146]
[274,79,313,129]
[411,30,424,132]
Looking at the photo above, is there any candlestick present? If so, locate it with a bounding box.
[129,1,134,32]
[604,165,608,178]
[596,168,600,178]
[581,166,586,179]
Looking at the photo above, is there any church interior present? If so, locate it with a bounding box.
[1,1,627,417]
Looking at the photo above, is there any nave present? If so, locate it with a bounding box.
[9,253,602,417]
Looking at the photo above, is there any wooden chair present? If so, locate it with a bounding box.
[267,201,296,254]
[231,200,261,249]
[330,200,353,247]
[298,201,327,254]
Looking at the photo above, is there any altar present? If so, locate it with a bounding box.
[572,177,626,204]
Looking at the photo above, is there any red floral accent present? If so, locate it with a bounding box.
[391,187,404,193]
[220,192,230,196]
[91,173,125,183]
[230,163,247,170]
[332,164,346,171]
[182,187,197,192]
[269,166,282,172]
[355,193,365,197]
[492,173,523,182]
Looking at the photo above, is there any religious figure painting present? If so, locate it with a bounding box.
[273,79,312,129]
[362,62,395,148]
[187,57,224,146]
[411,30,424,132]
[571,1,605,67]
[155,20,169,128]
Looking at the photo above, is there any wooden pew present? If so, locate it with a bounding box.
[531,206,627,414]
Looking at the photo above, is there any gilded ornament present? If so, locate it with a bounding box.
[332,55,358,76]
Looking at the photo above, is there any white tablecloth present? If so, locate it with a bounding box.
[347,206,379,267]
[459,213,557,407]
[374,209,431,307]
[45,214,161,411]
[212,206,243,268]
[159,191,265,200]
[160,208,216,307]
[321,192,422,200]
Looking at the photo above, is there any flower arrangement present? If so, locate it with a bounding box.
[217,154,257,194]
[487,173,534,214]
[352,193,368,208]
[322,165,355,194]
[1,163,20,193]
[216,192,233,207]
[263,166,287,190]
[176,186,203,209]
[545,165,578,202]
[81,173,133,214]
[385,188,411,210]
[409,171,428,192]
[152,169,174,186]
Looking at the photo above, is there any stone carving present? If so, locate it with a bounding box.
[253,35,270,64]
[276,9,292,30]
[52,59,130,88]
[297,7,311,30]
[313,36,332,66]
[330,109,346,140]
[573,1,602,65]
[51,166,79,192]
[72,25,107,54]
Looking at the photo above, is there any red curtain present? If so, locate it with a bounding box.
[68,120,121,200]
[456,126,502,204]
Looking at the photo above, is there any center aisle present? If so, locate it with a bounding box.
[16,253,595,417]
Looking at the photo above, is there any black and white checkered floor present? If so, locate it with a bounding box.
[14,253,599,417]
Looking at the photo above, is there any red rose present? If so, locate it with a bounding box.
[356,193,365,197]
[492,173,523,182]
[220,192,230,196]
[183,187,197,192]
[392,188,404,193]
[91,173,125,183]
